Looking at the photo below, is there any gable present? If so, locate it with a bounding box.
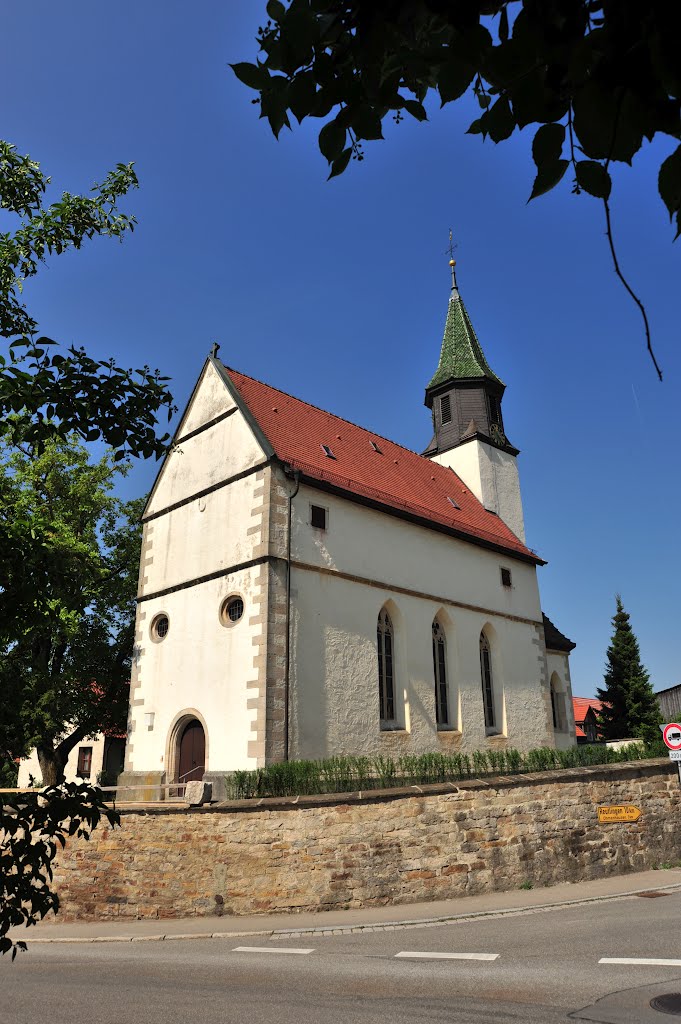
[177,360,237,438]
[143,360,269,520]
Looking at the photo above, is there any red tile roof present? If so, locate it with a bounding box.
[225,365,542,564]
[572,697,603,725]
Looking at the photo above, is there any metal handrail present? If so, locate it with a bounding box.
[178,766,205,782]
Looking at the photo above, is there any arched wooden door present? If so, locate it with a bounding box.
[178,719,205,783]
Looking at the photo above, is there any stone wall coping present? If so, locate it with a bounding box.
[113,757,675,816]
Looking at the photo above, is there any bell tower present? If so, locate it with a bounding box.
[423,251,526,543]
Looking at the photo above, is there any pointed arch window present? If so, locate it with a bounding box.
[377,609,395,724]
[550,676,566,732]
[479,632,496,731]
[432,620,450,727]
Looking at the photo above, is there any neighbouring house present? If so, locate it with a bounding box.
[17,731,126,788]
[656,683,681,723]
[121,264,577,800]
[572,697,604,744]
[16,681,129,789]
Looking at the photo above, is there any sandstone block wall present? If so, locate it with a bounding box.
[51,759,681,921]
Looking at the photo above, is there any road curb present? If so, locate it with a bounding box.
[19,881,681,945]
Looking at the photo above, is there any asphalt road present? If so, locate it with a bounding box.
[3,893,681,1024]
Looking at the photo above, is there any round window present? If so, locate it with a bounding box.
[220,595,244,626]
[151,614,169,641]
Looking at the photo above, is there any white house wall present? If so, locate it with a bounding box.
[129,569,264,776]
[432,441,526,543]
[289,483,554,757]
[125,362,273,783]
[291,483,540,623]
[17,734,108,788]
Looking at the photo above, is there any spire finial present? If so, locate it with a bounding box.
[445,228,458,289]
[210,342,220,359]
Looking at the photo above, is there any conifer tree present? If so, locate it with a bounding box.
[597,596,661,743]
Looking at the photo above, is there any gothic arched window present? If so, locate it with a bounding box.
[432,620,450,727]
[550,675,566,732]
[479,632,496,730]
[377,609,395,724]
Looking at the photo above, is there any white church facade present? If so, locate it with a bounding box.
[122,273,576,798]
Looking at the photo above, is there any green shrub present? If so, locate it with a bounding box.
[223,739,665,799]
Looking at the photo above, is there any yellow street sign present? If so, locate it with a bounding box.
[597,805,642,824]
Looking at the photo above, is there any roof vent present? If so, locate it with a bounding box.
[370,440,382,453]
[447,497,460,510]
[321,444,336,459]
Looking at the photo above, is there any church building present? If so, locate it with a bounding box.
[122,266,576,797]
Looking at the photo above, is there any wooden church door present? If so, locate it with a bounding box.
[178,719,205,783]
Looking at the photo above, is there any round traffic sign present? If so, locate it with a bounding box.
[662,723,681,751]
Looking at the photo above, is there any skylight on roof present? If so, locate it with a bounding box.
[447,497,460,510]
[370,440,382,453]
[321,444,336,459]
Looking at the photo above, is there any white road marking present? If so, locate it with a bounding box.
[395,951,499,961]
[599,957,681,967]
[231,946,314,955]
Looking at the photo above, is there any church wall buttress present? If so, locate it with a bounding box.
[532,621,554,749]
[246,466,290,766]
[124,522,155,775]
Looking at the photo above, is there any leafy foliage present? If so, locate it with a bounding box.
[234,2,680,224]
[234,3,681,377]
[0,144,173,947]
[0,784,119,959]
[227,739,665,799]
[0,141,176,461]
[0,434,142,787]
[596,595,662,743]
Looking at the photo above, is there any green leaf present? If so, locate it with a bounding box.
[288,71,317,123]
[437,61,475,105]
[350,105,384,141]
[658,144,681,219]
[575,160,611,199]
[318,118,346,162]
[266,0,285,20]
[573,83,644,164]
[403,99,428,122]
[532,123,566,168]
[328,148,352,180]
[230,62,270,92]
[528,159,569,200]
[481,96,515,142]
[498,6,509,43]
[466,118,483,135]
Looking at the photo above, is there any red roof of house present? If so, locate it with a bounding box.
[225,365,542,564]
[572,697,603,725]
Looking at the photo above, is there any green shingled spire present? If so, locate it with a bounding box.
[427,287,504,389]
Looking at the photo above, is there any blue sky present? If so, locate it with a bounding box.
[4,2,679,699]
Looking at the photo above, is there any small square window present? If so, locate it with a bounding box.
[310,504,327,530]
[500,567,512,587]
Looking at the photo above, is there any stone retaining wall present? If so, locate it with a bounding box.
[52,759,681,921]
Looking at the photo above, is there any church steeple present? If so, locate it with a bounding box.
[423,246,526,543]
[424,257,517,458]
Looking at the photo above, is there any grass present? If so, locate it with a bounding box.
[226,739,668,800]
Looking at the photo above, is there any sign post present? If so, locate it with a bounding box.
[661,723,681,785]
[597,805,642,824]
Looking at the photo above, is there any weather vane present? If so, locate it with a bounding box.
[445,228,458,288]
